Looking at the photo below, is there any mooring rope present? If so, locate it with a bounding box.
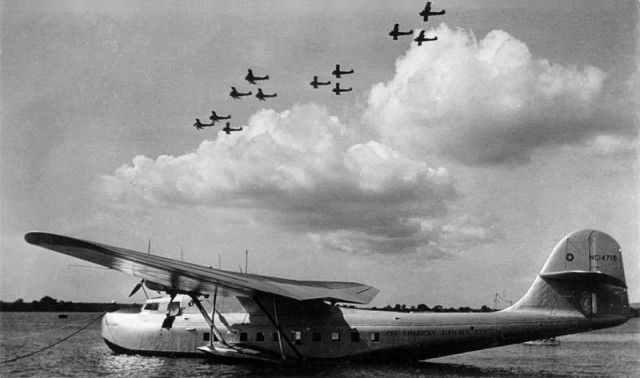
[0,312,105,365]
[1,313,104,342]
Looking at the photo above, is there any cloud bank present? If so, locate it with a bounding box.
[97,104,483,257]
[365,24,611,165]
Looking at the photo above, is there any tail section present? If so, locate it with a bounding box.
[510,230,629,324]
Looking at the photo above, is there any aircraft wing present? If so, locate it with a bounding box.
[24,232,379,304]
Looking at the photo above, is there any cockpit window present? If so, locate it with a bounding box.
[143,303,159,311]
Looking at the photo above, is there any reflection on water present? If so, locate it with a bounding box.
[1,313,638,377]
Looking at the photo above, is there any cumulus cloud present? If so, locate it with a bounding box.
[365,24,610,165]
[96,103,491,257]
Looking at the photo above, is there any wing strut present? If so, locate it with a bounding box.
[190,293,229,347]
[273,298,286,361]
[252,296,304,361]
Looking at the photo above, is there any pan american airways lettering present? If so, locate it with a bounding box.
[385,328,498,337]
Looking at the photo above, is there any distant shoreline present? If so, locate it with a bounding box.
[0,296,140,313]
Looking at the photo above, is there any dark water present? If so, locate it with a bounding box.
[0,313,638,377]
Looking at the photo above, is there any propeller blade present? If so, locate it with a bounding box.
[129,280,144,297]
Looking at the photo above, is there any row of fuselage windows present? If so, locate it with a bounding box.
[203,331,381,344]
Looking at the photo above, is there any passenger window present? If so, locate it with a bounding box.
[370,332,380,342]
[256,332,265,342]
[331,332,340,341]
[312,332,321,342]
[291,331,302,345]
[240,332,248,342]
[203,332,210,342]
[351,332,360,342]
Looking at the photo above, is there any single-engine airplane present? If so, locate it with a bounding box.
[419,1,445,22]
[222,122,242,134]
[193,118,214,130]
[332,82,352,95]
[309,76,331,89]
[414,30,438,46]
[245,69,269,85]
[24,229,630,363]
[229,87,252,100]
[389,24,413,40]
[209,111,231,124]
[332,64,354,79]
[256,88,277,101]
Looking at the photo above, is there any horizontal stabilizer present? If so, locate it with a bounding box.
[540,271,627,288]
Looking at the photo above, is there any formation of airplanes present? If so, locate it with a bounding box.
[230,69,276,102]
[191,69,275,134]
[390,1,444,45]
[311,64,354,95]
[24,229,631,363]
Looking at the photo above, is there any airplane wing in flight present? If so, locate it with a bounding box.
[24,232,379,304]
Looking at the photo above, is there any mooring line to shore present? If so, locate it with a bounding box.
[0,312,105,365]
[1,314,104,342]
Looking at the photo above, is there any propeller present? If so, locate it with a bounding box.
[129,279,149,299]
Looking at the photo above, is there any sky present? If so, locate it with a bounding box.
[1,0,638,308]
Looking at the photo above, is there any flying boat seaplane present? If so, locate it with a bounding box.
[419,1,445,22]
[389,23,414,41]
[25,229,630,363]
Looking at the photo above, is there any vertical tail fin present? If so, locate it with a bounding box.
[510,230,629,323]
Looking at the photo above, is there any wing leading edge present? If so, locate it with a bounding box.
[24,232,379,305]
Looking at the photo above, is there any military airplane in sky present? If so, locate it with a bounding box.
[255,88,277,101]
[419,1,445,22]
[414,30,438,46]
[245,69,270,85]
[25,229,630,363]
[222,122,242,134]
[229,87,252,100]
[332,82,352,95]
[209,111,231,124]
[193,118,214,130]
[309,76,331,89]
[389,24,414,40]
[332,64,354,79]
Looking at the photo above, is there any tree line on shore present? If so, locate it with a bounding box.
[0,296,139,312]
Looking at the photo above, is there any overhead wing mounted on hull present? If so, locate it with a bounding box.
[24,232,379,304]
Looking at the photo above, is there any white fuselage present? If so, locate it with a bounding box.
[101,295,627,361]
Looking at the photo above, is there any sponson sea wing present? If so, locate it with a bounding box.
[24,232,379,304]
